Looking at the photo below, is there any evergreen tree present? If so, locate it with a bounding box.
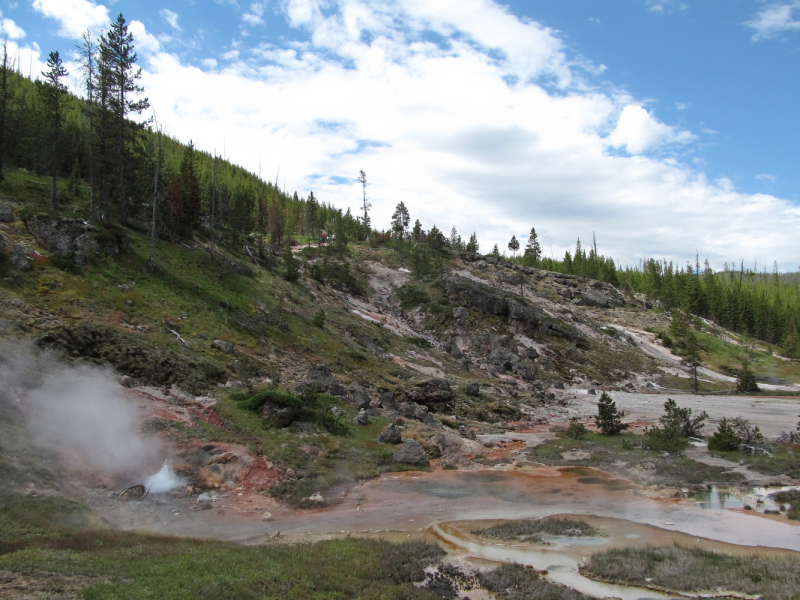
[102,13,150,224]
[465,232,479,253]
[412,219,422,241]
[737,360,759,393]
[595,392,629,435]
[491,243,500,258]
[428,224,445,254]
[523,227,541,265]
[38,51,69,208]
[391,201,410,238]
[508,234,519,258]
[283,243,299,282]
[0,41,10,184]
[357,169,370,238]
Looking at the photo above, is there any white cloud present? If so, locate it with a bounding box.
[133,0,797,268]
[32,0,109,39]
[129,20,161,54]
[606,104,694,154]
[674,102,689,110]
[160,8,181,31]
[756,173,777,182]
[243,2,268,25]
[747,1,800,40]
[0,17,25,39]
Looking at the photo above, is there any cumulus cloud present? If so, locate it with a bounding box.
[132,0,799,268]
[0,12,25,39]
[129,20,161,54]
[747,1,800,40]
[32,0,109,39]
[160,8,181,31]
[606,104,694,154]
[243,2,268,25]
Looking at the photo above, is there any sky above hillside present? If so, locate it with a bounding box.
[5,0,800,270]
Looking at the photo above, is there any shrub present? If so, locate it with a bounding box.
[311,309,326,328]
[737,360,759,393]
[708,417,742,451]
[595,392,629,435]
[283,244,300,282]
[565,418,588,439]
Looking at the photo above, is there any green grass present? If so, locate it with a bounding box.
[472,518,600,543]
[711,445,800,480]
[772,490,800,520]
[479,563,590,600]
[1,521,445,599]
[584,545,800,600]
[530,432,744,486]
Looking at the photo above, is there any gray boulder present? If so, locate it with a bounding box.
[26,215,129,266]
[379,391,398,410]
[211,339,235,353]
[9,244,33,271]
[378,424,403,444]
[392,438,430,465]
[0,203,12,223]
[452,307,469,321]
[398,401,437,425]
[347,382,372,409]
[458,425,477,440]
[524,347,539,360]
[331,406,344,417]
[405,379,453,404]
[464,382,480,397]
[307,365,347,397]
[260,402,298,428]
[354,409,370,425]
[444,336,463,359]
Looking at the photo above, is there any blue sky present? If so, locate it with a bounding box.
[5,0,800,268]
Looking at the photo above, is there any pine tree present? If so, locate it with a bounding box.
[77,31,96,211]
[103,14,150,224]
[523,227,541,265]
[38,51,69,208]
[358,170,370,238]
[507,234,519,258]
[466,232,479,253]
[595,392,629,435]
[0,41,10,184]
[491,243,500,258]
[391,201,410,239]
[412,219,422,241]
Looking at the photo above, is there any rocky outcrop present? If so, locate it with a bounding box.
[260,401,299,428]
[378,424,403,444]
[195,452,249,489]
[445,336,464,359]
[404,379,453,405]
[465,383,480,397]
[306,365,347,397]
[392,438,430,465]
[26,215,130,266]
[441,274,541,325]
[0,203,12,222]
[36,324,227,394]
[347,382,372,409]
[398,401,438,425]
[211,339,235,353]
[379,392,398,410]
[574,290,625,309]
[9,244,33,271]
[353,409,370,425]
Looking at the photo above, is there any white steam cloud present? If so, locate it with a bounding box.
[25,363,161,476]
[1,342,164,483]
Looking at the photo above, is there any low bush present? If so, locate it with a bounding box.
[472,518,600,542]
[479,563,590,600]
[585,545,800,600]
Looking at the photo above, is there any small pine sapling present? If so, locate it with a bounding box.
[595,392,629,435]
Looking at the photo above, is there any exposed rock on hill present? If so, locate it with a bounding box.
[392,438,430,465]
[26,215,130,265]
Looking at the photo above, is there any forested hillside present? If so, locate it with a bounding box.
[1,12,797,358]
